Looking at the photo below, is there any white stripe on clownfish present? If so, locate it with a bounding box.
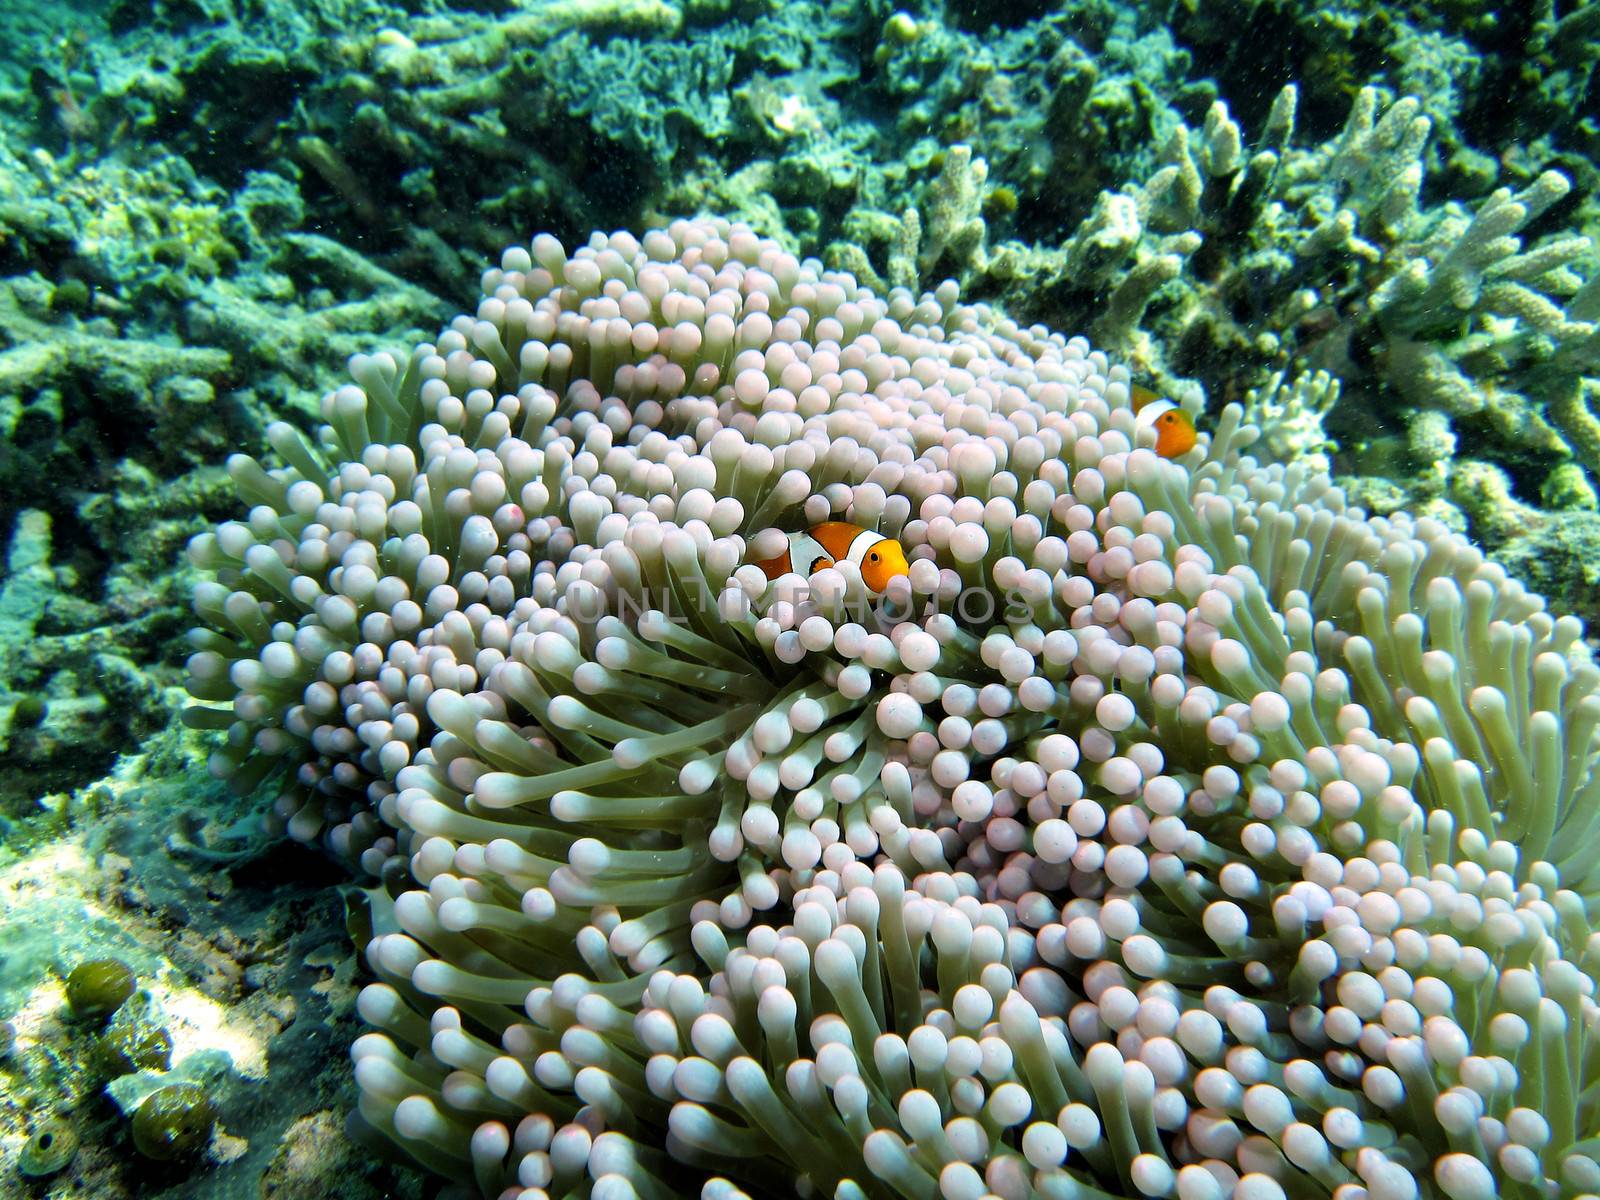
[751,522,911,595]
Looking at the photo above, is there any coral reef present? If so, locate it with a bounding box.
[916,84,1600,617]
[1165,0,1599,164]
[0,714,426,1197]
[191,218,1600,1200]
[2,0,1592,635]
[0,126,445,824]
[0,0,1598,1195]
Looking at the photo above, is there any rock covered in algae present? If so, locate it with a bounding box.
[95,991,173,1075]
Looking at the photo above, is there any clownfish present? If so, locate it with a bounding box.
[1132,384,1199,458]
[753,522,911,595]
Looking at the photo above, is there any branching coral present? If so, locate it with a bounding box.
[190,218,1600,1200]
[970,83,1599,581]
[1237,370,1340,477]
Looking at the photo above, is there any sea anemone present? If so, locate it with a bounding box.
[188,217,1600,1200]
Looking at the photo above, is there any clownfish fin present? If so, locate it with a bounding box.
[753,549,792,580]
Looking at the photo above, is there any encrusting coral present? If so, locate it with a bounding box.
[188,218,1600,1200]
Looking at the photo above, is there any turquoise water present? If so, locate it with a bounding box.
[1,2,1597,1197]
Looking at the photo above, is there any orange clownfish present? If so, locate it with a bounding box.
[1132,384,1198,458]
[754,522,910,595]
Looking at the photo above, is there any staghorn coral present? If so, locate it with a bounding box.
[190,218,1600,1200]
[1163,0,1597,167]
[964,83,1600,595]
[0,117,446,820]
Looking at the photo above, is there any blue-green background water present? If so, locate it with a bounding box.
[0,0,1595,1195]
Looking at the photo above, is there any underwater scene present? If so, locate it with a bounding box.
[1,0,1599,1196]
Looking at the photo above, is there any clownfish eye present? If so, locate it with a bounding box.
[869,551,879,562]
